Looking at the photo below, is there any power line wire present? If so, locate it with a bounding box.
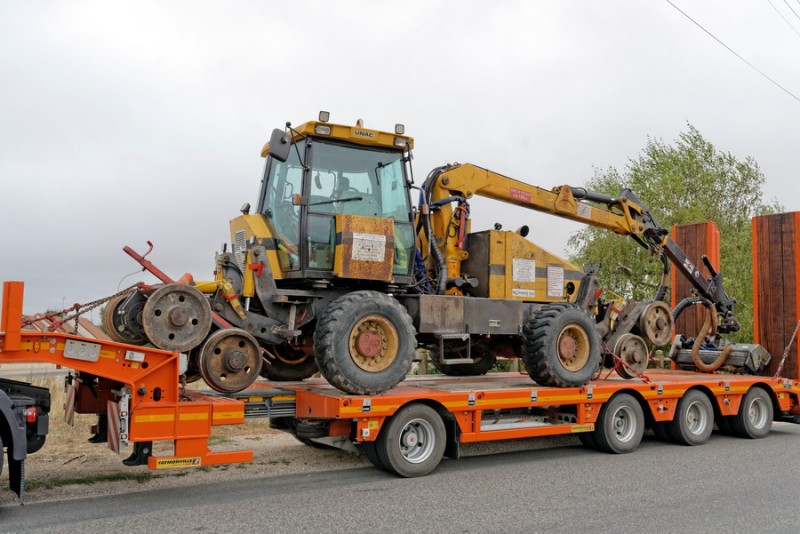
[784,0,800,22]
[769,0,800,38]
[665,0,800,104]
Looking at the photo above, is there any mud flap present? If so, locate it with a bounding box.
[8,455,24,504]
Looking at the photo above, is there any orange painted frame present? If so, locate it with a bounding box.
[0,281,252,469]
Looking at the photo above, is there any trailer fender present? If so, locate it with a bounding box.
[0,395,27,462]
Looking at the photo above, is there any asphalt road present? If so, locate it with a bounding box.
[3,424,800,533]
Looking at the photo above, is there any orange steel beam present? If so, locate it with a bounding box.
[0,281,252,469]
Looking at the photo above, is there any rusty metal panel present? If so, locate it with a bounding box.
[416,295,466,334]
[333,214,395,281]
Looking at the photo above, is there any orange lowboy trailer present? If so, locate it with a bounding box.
[3,280,800,485]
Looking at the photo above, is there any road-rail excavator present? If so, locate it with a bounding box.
[104,113,763,396]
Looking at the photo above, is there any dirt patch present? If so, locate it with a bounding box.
[16,415,370,505]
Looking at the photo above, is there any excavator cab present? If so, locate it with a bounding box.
[236,115,416,289]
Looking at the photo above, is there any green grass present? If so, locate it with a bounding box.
[27,471,155,491]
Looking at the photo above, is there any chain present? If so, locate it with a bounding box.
[22,284,144,333]
[773,320,800,378]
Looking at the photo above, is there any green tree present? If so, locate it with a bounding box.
[567,124,782,342]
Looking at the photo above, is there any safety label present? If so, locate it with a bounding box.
[154,457,202,469]
[512,288,535,298]
[512,258,536,282]
[351,233,386,262]
[547,264,565,298]
[577,203,592,219]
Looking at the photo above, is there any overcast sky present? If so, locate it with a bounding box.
[1,1,799,316]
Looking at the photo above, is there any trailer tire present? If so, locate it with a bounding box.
[666,389,714,445]
[593,393,644,454]
[314,291,415,395]
[375,403,446,477]
[716,415,735,435]
[731,387,773,439]
[651,422,671,441]
[360,441,390,472]
[577,431,598,450]
[522,304,601,387]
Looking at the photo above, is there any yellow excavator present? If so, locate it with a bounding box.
[105,113,747,395]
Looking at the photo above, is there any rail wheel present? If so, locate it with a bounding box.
[102,292,147,345]
[314,291,415,395]
[731,387,773,439]
[375,403,446,477]
[593,393,644,454]
[666,389,714,445]
[522,304,601,387]
[142,284,212,352]
[260,343,319,381]
[613,333,649,379]
[198,328,262,393]
[638,301,674,346]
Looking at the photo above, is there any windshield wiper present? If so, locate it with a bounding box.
[309,196,363,206]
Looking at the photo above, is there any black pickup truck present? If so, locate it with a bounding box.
[0,377,50,503]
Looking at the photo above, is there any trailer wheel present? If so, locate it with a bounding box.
[593,393,644,454]
[522,304,601,387]
[359,441,390,472]
[716,415,735,435]
[666,389,713,445]
[375,403,446,477]
[731,387,773,439]
[314,291,415,395]
[577,430,598,450]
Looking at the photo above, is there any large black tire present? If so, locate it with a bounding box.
[666,389,714,446]
[260,344,319,381]
[314,291,415,395]
[577,431,598,450]
[731,387,773,439]
[593,393,644,454]
[375,403,446,477]
[430,347,497,376]
[522,304,601,387]
[359,441,390,472]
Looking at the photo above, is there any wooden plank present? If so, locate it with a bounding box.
[753,212,800,379]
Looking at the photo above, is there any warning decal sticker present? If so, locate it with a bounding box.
[351,233,386,262]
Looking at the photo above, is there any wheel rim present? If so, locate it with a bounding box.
[639,301,674,346]
[685,400,710,435]
[348,314,399,372]
[556,324,590,372]
[142,284,212,352]
[747,396,769,429]
[199,329,261,393]
[611,405,637,443]
[397,418,436,464]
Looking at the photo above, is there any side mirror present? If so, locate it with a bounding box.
[268,128,292,163]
